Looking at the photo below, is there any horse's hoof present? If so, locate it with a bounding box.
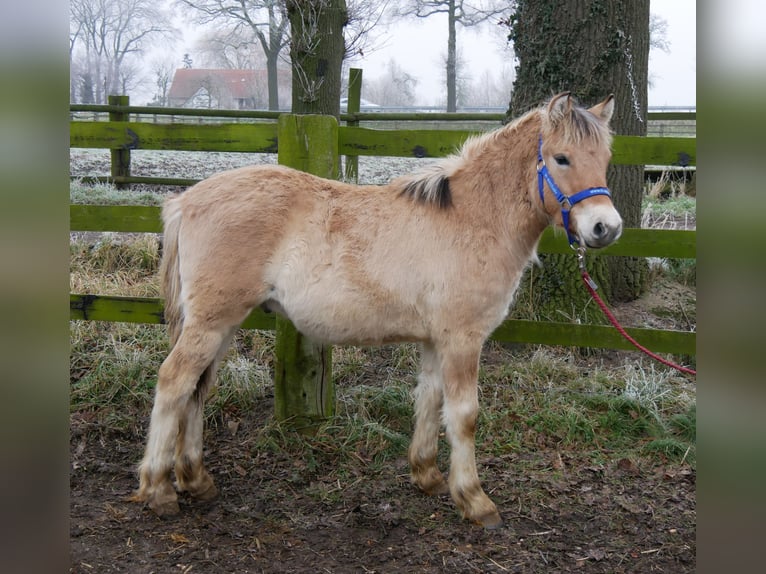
[411,467,449,496]
[150,498,181,517]
[190,481,218,502]
[475,511,503,530]
[132,488,181,517]
[422,480,449,496]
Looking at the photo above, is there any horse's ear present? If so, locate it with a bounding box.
[589,94,615,124]
[547,92,572,124]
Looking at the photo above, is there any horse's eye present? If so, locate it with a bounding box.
[554,154,570,166]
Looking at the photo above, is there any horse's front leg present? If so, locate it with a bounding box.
[409,343,448,495]
[441,345,503,529]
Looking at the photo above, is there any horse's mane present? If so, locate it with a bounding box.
[394,158,458,209]
[392,131,502,210]
[393,95,611,209]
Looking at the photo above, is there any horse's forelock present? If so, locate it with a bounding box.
[542,101,612,149]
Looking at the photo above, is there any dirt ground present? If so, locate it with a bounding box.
[70,375,695,573]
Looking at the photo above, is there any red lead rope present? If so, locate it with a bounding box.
[579,262,697,376]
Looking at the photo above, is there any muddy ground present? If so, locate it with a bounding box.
[70,382,695,573]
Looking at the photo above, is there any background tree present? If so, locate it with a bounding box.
[462,65,514,108]
[398,0,505,112]
[178,1,390,111]
[195,28,270,70]
[70,0,176,103]
[502,0,651,323]
[362,58,418,106]
[176,0,290,110]
[343,0,397,60]
[148,57,177,105]
[444,45,470,108]
[286,0,348,116]
[648,12,670,89]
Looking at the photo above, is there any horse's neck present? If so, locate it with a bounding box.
[461,120,550,250]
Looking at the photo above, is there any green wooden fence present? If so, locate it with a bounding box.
[70,95,696,425]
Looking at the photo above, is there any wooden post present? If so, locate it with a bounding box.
[108,95,131,189]
[344,68,363,183]
[274,115,337,431]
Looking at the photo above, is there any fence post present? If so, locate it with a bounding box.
[274,114,338,432]
[344,68,363,183]
[108,95,131,189]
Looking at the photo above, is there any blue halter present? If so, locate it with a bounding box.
[537,135,612,246]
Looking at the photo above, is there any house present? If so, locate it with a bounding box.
[167,68,272,109]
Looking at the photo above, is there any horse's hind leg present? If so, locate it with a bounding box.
[440,343,502,529]
[409,343,448,495]
[173,328,235,503]
[133,322,230,516]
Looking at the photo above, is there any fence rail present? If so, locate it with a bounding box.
[70,103,695,122]
[69,293,695,356]
[70,119,696,189]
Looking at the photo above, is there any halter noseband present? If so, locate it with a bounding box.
[537,135,612,246]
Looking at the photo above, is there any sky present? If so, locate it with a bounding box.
[350,0,696,108]
[166,0,695,109]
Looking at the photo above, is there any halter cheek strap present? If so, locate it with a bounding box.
[537,135,612,246]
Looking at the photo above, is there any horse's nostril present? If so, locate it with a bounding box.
[594,222,606,238]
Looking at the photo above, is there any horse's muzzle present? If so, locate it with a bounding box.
[574,203,623,249]
[582,217,622,249]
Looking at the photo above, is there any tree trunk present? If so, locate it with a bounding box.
[264,2,286,111]
[506,0,650,322]
[265,50,281,111]
[446,0,457,112]
[287,0,348,117]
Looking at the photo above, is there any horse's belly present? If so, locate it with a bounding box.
[274,283,427,346]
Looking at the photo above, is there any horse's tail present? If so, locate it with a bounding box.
[159,196,184,348]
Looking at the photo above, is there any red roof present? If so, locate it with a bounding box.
[168,68,266,100]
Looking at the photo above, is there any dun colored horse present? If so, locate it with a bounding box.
[133,93,622,528]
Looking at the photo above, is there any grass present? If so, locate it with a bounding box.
[70,233,161,296]
[641,170,697,288]
[70,303,696,470]
[641,169,697,229]
[69,181,696,475]
[70,180,166,206]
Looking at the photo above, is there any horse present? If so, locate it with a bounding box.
[132,92,622,529]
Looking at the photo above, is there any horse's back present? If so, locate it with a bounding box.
[176,164,319,212]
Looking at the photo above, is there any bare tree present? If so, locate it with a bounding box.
[196,28,269,70]
[149,57,177,105]
[650,13,670,53]
[363,58,418,106]
[398,0,505,111]
[178,1,393,110]
[344,0,396,60]
[286,0,348,116]
[462,65,513,108]
[70,0,177,103]
[648,12,670,89]
[176,1,290,110]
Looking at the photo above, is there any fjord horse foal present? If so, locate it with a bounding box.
[133,93,622,528]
